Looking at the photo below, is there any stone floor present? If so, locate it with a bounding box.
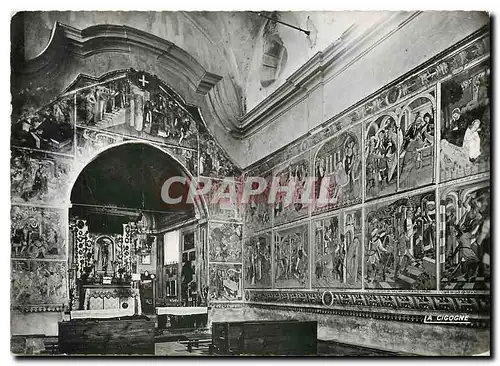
[155,341,209,356]
[153,337,407,356]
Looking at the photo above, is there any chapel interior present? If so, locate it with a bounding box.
[10,10,490,356]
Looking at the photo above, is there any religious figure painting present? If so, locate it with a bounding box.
[312,210,362,288]
[440,181,490,290]
[398,94,436,190]
[11,148,72,206]
[75,70,199,149]
[206,179,243,222]
[76,127,126,161]
[11,206,67,260]
[273,224,309,289]
[198,127,241,178]
[364,191,437,290]
[244,233,272,289]
[244,173,272,234]
[209,263,242,301]
[208,222,243,262]
[11,95,75,154]
[11,260,68,308]
[313,125,362,213]
[161,146,198,179]
[365,114,400,199]
[440,62,490,182]
[365,91,436,199]
[273,153,310,226]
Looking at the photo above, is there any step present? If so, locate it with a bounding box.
[95,108,127,129]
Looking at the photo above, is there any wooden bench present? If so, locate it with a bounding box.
[211,320,317,355]
[179,338,213,353]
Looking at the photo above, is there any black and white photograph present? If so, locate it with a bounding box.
[7,6,491,357]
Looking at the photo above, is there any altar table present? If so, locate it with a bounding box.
[156,307,208,329]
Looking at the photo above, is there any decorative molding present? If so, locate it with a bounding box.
[12,304,69,313]
[243,290,489,327]
[14,23,222,98]
[235,12,419,138]
[209,302,246,310]
[246,302,489,328]
[245,26,490,176]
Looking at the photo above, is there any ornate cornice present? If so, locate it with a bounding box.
[13,22,222,98]
[12,304,69,313]
[244,26,490,176]
[233,11,420,139]
[242,290,490,327]
[247,303,489,328]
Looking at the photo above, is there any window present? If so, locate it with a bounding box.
[259,34,288,88]
[164,230,180,264]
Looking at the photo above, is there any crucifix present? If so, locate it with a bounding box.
[139,75,149,88]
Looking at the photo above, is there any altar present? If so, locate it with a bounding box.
[156,307,208,329]
[69,219,152,314]
[82,285,141,314]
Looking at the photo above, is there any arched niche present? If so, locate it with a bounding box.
[67,142,209,312]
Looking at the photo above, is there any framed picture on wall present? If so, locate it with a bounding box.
[189,251,196,261]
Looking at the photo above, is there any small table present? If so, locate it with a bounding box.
[156,307,208,329]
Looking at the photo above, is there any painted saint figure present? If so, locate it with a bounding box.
[462,119,482,162]
[366,228,388,283]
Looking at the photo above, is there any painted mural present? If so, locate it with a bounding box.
[196,224,209,304]
[206,179,243,221]
[314,125,362,213]
[244,173,272,233]
[365,114,399,199]
[11,95,75,154]
[75,70,199,149]
[11,206,67,260]
[365,92,435,199]
[440,181,490,290]
[398,94,436,190]
[365,191,437,290]
[76,127,198,178]
[11,148,72,206]
[244,232,272,289]
[274,224,309,288]
[11,260,68,307]
[440,61,490,182]
[209,263,243,301]
[209,222,243,262]
[198,126,240,178]
[273,152,310,226]
[76,127,125,160]
[312,209,362,288]
[163,146,198,179]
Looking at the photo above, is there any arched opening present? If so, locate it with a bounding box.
[67,142,207,316]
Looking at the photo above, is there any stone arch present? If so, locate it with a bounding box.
[67,142,210,311]
[68,140,208,220]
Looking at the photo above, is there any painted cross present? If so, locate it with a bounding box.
[139,75,149,88]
